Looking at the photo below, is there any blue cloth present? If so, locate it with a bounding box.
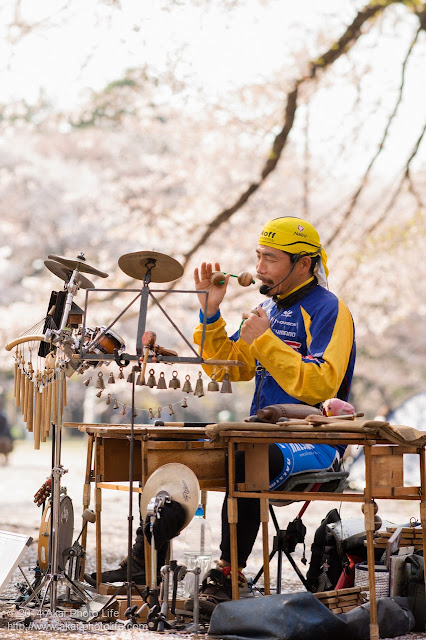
[269,443,339,490]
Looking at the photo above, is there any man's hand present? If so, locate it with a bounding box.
[194,262,230,318]
[240,305,270,344]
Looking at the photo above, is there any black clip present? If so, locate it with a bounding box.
[113,348,130,368]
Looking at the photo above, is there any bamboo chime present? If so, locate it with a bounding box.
[13,347,67,450]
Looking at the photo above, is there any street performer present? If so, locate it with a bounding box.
[186,216,356,615]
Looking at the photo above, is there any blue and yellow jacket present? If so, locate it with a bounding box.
[194,279,356,417]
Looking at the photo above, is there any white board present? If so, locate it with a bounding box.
[0,530,33,594]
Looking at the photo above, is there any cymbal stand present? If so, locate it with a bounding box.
[77,256,241,624]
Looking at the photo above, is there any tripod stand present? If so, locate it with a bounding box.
[12,254,109,613]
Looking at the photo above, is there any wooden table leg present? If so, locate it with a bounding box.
[201,489,208,516]
[419,446,426,631]
[95,486,102,591]
[364,444,379,640]
[79,434,94,579]
[260,498,270,595]
[227,439,239,600]
[228,496,239,600]
[94,436,102,591]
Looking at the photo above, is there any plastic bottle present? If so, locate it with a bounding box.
[183,505,212,598]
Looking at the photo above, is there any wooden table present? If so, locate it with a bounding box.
[215,423,426,640]
[66,420,426,639]
[65,422,226,586]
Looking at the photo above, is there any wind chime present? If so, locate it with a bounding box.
[12,345,67,450]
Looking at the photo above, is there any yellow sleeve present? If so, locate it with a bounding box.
[250,300,354,405]
[193,316,256,381]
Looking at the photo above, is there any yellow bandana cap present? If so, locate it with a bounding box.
[259,217,329,286]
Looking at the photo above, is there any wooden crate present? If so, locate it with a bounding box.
[314,586,366,614]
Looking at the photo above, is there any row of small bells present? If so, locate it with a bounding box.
[83,368,232,419]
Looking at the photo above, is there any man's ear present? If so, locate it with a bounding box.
[298,255,312,274]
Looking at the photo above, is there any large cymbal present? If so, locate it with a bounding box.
[47,253,109,278]
[140,463,200,531]
[118,251,184,283]
[44,260,95,289]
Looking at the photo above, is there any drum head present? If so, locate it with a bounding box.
[38,495,74,571]
[140,463,200,531]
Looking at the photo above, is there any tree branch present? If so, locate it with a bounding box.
[177,0,408,276]
[325,22,422,247]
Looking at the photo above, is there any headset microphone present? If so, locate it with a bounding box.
[259,257,299,296]
[259,250,320,296]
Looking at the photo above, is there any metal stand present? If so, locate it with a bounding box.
[21,366,95,612]
[19,265,96,613]
[252,505,309,592]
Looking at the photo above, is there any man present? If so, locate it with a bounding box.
[186,216,356,614]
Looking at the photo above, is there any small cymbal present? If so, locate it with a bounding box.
[44,260,95,289]
[47,253,108,278]
[140,463,200,531]
[118,251,184,283]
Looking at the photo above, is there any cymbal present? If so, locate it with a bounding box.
[47,253,109,278]
[44,260,95,289]
[118,251,184,283]
[140,463,200,531]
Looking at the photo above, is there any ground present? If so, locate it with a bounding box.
[0,438,425,639]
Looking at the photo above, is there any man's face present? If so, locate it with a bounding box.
[256,245,301,297]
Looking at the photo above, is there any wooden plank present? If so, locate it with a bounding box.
[146,447,225,485]
[243,443,269,490]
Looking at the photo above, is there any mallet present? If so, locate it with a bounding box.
[211,271,254,287]
[140,331,156,382]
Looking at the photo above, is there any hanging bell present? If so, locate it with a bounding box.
[84,376,92,387]
[207,374,220,392]
[136,369,145,385]
[147,369,157,388]
[182,375,193,394]
[127,371,135,383]
[169,404,175,416]
[96,372,105,390]
[113,399,119,410]
[168,370,181,390]
[121,404,127,416]
[157,372,167,389]
[96,389,103,398]
[157,407,162,418]
[148,408,154,420]
[220,372,232,394]
[118,367,125,379]
[108,371,115,384]
[105,394,111,405]
[181,397,188,408]
[194,372,204,397]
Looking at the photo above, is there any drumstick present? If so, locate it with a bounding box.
[140,331,156,382]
